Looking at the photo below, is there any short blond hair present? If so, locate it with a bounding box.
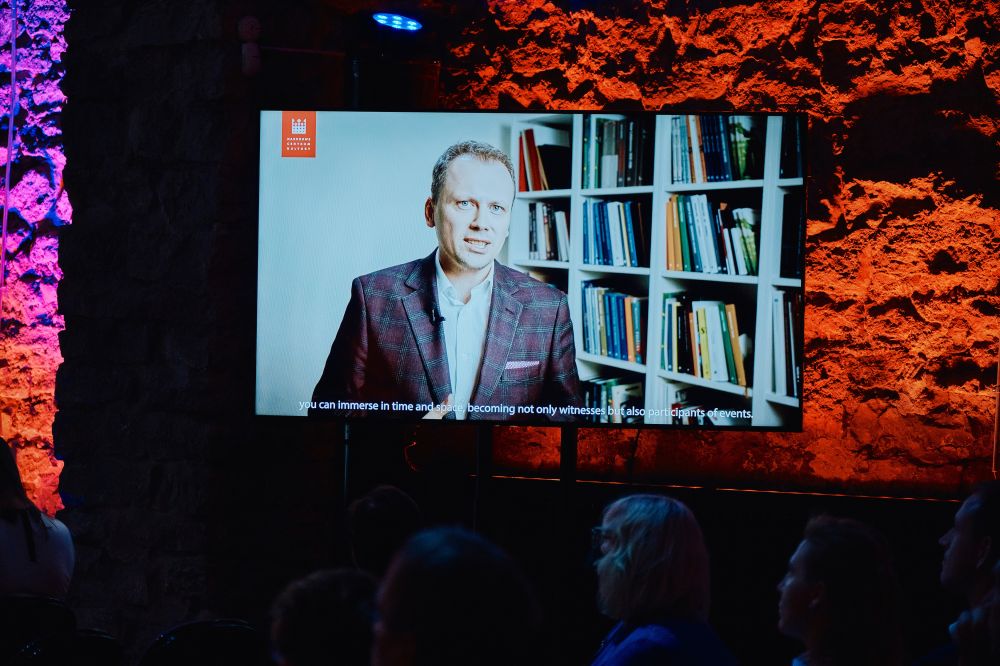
[596,494,710,623]
[430,140,515,205]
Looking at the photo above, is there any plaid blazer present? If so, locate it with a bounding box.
[311,252,581,420]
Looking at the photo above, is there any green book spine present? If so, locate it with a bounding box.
[677,196,692,271]
[717,302,737,384]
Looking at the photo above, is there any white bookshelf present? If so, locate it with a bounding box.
[504,113,804,427]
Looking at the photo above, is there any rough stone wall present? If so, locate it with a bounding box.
[0,0,69,515]
[451,0,1000,494]
[57,0,232,647]
[56,0,343,651]
[38,0,1000,653]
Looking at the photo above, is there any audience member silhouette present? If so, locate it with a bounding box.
[0,437,75,597]
[987,561,1000,663]
[777,515,901,666]
[372,526,543,666]
[270,568,376,666]
[347,485,422,578]
[590,494,737,666]
[941,482,1000,611]
[920,481,1000,666]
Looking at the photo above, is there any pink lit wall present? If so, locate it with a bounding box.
[0,0,70,515]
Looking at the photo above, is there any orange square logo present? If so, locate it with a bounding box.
[281,111,316,158]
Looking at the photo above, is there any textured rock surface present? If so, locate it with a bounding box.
[56,1,345,654]
[444,0,1000,494]
[7,0,998,653]
[56,0,233,650]
[0,0,70,515]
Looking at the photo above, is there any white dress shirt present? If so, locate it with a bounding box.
[435,253,493,420]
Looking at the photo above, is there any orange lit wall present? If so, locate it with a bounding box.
[5,1,998,514]
[443,0,999,494]
[0,1,70,515]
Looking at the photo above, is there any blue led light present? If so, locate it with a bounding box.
[373,12,422,31]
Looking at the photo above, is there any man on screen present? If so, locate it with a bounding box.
[311,140,581,420]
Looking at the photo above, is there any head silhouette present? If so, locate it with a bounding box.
[372,527,542,666]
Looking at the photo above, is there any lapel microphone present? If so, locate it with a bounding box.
[431,304,446,325]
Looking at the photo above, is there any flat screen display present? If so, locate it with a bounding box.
[256,110,806,428]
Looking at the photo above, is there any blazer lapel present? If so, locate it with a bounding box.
[402,256,452,405]
[471,267,522,404]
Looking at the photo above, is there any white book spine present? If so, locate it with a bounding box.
[687,115,704,183]
[772,291,788,395]
[730,227,748,275]
[693,196,714,273]
[698,194,721,273]
[600,154,618,188]
[608,203,625,266]
[787,296,799,398]
[722,219,737,274]
[706,306,728,381]
[555,210,569,262]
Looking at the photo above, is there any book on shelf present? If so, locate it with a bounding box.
[581,376,645,424]
[671,114,765,184]
[554,210,570,262]
[583,116,655,189]
[610,381,644,423]
[581,282,647,364]
[779,190,805,279]
[517,141,529,191]
[779,114,805,179]
[670,387,752,426]
[583,199,647,267]
[660,293,694,376]
[772,291,787,396]
[771,289,803,398]
[527,202,569,262]
[668,387,706,426]
[786,292,800,397]
[661,296,749,388]
[665,195,759,276]
[600,119,618,188]
[518,126,571,192]
[582,377,615,423]
[724,303,747,387]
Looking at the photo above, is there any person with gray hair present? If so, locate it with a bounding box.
[311,139,580,421]
[590,494,737,666]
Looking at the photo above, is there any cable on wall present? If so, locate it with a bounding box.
[0,0,19,319]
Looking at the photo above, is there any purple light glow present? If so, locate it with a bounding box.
[0,0,70,515]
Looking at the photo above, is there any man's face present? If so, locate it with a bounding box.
[425,155,513,278]
[940,496,986,595]
[777,540,822,641]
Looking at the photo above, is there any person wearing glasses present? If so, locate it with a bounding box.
[590,494,737,666]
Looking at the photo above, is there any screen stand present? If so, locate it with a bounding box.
[559,425,579,557]
[560,424,578,492]
[473,423,493,531]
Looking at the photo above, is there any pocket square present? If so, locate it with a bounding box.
[504,360,540,370]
